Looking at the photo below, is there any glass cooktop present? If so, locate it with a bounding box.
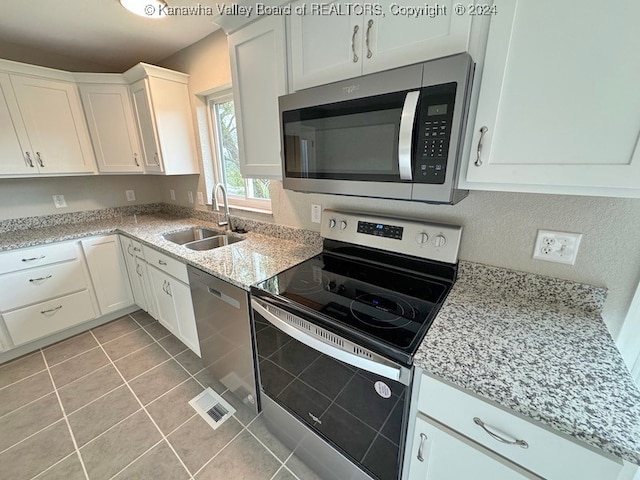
[252,251,454,364]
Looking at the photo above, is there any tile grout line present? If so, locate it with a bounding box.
[106,438,165,480]
[0,415,63,456]
[192,426,248,477]
[30,451,79,480]
[88,330,194,480]
[0,389,55,420]
[0,367,47,391]
[40,350,91,480]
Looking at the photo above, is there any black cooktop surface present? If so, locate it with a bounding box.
[252,248,455,364]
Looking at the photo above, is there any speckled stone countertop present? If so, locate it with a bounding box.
[0,213,322,291]
[415,261,640,465]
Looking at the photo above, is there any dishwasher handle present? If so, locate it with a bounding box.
[252,299,406,383]
[207,286,241,309]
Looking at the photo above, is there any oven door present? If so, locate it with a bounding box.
[252,298,412,480]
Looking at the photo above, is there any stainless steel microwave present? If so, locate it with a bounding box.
[279,53,474,204]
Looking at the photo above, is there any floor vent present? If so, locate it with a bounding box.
[189,387,236,430]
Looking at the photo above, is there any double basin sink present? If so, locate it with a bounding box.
[163,227,244,251]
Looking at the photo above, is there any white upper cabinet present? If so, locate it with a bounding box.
[462,0,640,197]
[125,64,199,175]
[9,74,97,174]
[229,15,287,179]
[79,83,144,174]
[0,73,33,175]
[288,0,475,91]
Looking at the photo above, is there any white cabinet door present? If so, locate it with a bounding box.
[289,0,361,90]
[119,236,148,312]
[463,0,640,196]
[130,79,163,173]
[147,265,180,336]
[81,235,134,315]
[169,279,200,357]
[362,0,473,75]
[10,74,97,174]
[229,15,287,179]
[0,73,34,175]
[79,84,144,173]
[407,415,533,480]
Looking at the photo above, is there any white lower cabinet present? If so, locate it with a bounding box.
[0,240,99,349]
[146,263,200,356]
[120,236,150,313]
[406,373,626,480]
[409,414,532,479]
[81,235,134,315]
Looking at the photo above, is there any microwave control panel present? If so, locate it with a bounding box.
[414,83,457,184]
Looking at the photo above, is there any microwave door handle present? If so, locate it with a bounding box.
[398,90,420,181]
[252,299,403,383]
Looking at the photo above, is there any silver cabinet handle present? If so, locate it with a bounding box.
[473,417,529,449]
[22,255,45,262]
[134,153,140,167]
[365,19,373,59]
[133,247,141,252]
[128,245,134,256]
[41,305,62,315]
[36,151,44,167]
[154,152,160,165]
[162,280,168,294]
[25,152,34,167]
[417,433,428,461]
[136,264,142,276]
[398,91,421,180]
[165,281,172,297]
[475,126,488,166]
[351,25,360,63]
[158,260,167,266]
[29,275,52,283]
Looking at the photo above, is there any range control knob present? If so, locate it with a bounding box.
[328,218,337,229]
[339,220,348,230]
[415,232,429,245]
[432,234,447,248]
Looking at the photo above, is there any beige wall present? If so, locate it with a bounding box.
[0,176,163,219]
[158,31,640,341]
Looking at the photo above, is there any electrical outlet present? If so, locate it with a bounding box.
[125,190,136,202]
[311,204,322,224]
[197,192,204,205]
[170,189,176,201]
[187,191,194,204]
[52,195,67,208]
[533,230,582,265]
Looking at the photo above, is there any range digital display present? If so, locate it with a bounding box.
[357,221,403,240]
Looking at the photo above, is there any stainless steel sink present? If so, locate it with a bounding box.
[162,228,222,245]
[184,235,244,251]
[162,227,244,251]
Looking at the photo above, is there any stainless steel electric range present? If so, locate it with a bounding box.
[250,210,462,480]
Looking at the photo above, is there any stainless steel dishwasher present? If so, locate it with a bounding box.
[187,265,259,417]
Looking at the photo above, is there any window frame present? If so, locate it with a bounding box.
[205,89,272,213]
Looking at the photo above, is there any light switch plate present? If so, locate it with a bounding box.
[52,195,67,208]
[125,190,136,202]
[533,230,582,265]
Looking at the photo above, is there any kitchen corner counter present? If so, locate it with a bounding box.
[415,261,640,465]
[0,214,322,291]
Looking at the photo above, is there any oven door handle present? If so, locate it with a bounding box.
[398,90,420,181]
[252,300,404,383]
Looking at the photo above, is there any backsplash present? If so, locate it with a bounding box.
[0,203,322,247]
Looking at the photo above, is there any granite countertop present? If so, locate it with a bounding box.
[0,213,322,291]
[415,261,640,465]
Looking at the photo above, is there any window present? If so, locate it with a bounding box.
[208,90,271,212]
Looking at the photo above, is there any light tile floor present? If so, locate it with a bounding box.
[0,310,323,480]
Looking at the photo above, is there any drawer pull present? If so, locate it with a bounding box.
[158,260,167,266]
[22,255,46,262]
[473,417,529,449]
[136,264,143,277]
[417,433,428,462]
[475,126,488,166]
[29,275,52,283]
[128,245,134,256]
[133,247,141,252]
[41,305,63,315]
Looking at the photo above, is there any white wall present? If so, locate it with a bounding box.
[0,176,163,220]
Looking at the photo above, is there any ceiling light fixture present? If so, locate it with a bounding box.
[119,0,168,18]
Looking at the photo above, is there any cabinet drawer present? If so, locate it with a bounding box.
[0,259,87,311]
[4,290,97,346]
[121,237,145,260]
[419,374,622,480]
[0,242,78,275]
[142,246,188,283]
